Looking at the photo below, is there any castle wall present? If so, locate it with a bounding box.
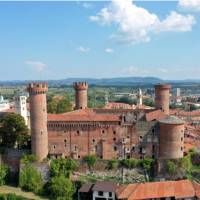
[47,120,159,160]
[159,123,184,159]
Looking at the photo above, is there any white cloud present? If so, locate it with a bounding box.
[82,2,92,9]
[122,66,149,76]
[105,48,114,53]
[157,68,168,73]
[179,0,200,12]
[77,46,90,53]
[25,60,46,72]
[90,0,196,44]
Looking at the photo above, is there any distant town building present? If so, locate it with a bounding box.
[0,95,10,111]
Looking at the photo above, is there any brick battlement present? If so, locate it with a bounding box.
[27,82,48,94]
[73,82,88,90]
[155,84,171,90]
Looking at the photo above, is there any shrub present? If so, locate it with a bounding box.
[48,175,74,200]
[0,193,27,200]
[166,161,177,174]
[19,164,43,193]
[107,159,118,170]
[83,155,98,170]
[138,158,154,171]
[50,158,77,178]
[0,164,9,186]
[21,154,38,164]
[179,156,192,172]
[120,158,138,169]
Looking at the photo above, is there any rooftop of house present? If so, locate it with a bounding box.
[92,181,118,193]
[116,180,200,200]
[159,115,185,125]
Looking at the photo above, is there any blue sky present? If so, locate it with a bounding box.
[0,0,200,80]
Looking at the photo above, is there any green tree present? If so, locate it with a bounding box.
[19,164,43,193]
[83,155,98,171]
[0,113,29,149]
[48,175,74,200]
[179,155,192,172]
[143,99,155,107]
[139,158,154,171]
[107,159,118,170]
[120,158,138,169]
[50,158,77,178]
[166,161,177,174]
[47,95,73,114]
[0,164,9,186]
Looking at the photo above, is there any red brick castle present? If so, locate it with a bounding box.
[27,82,184,161]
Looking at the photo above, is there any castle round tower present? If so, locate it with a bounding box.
[159,116,184,159]
[27,83,48,160]
[73,82,88,110]
[155,84,171,115]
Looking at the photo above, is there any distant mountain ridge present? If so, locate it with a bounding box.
[1,77,200,86]
[0,77,163,86]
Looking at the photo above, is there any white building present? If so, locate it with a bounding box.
[0,95,10,111]
[14,95,28,125]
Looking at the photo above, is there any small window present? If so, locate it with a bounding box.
[98,191,103,196]
[78,155,80,158]
[92,139,95,143]
[181,137,183,141]
[64,139,67,143]
[109,192,112,197]
[113,131,116,135]
[113,138,116,142]
[114,146,117,151]
[152,128,155,133]
[102,130,105,134]
[132,146,135,151]
[181,146,183,151]
[127,135,130,139]
[53,145,56,149]
[77,130,80,135]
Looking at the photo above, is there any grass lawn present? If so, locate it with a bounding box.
[0,185,48,200]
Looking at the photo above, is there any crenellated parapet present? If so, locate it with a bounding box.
[73,82,88,110]
[27,82,48,94]
[155,84,171,90]
[73,82,88,90]
[155,83,171,115]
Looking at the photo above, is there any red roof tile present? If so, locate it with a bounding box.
[117,180,197,200]
[145,110,167,122]
[48,108,121,122]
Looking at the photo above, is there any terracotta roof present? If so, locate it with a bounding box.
[48,109,121,122]
[193,182,200,198]
[117,180,197,200]
[105,102,133,109]
[159,115,184,125]
[92,181,118,192]
[145,110,166,122]
[170,109,200,117]
[184,143,194,153]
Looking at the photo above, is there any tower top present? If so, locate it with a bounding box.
[73,82,88,90]
[155,84,171,90]
[27,82,48,94]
